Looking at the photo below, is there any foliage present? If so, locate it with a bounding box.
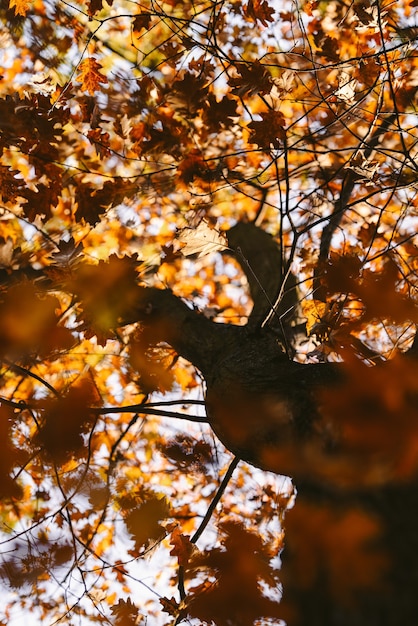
[1,0,418,624]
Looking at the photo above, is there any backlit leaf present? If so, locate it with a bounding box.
[76,58,108,96]
[178,220,227,258]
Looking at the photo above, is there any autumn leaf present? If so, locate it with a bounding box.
[159,596,180,617]
[228,61,273,96]
[177,151,209,185]
[177,220,227,257]
[87,128,111,158]
[132,12,152,33]
[0,165,24,203]
[202,94,238,132]
[87,0,114,16]
[22,182,59,221]
[76,58,108,96]
[187,521,282,625]
[244,0,275,26]
[248,110,286,149]
[0,282,73,358]
[36,378,100,463]
[8,0,32,16]
[110,597,141,626]
[124,496,170,551]
[65,255,143,337]
[169,527,193,567]
[167,72,208,115]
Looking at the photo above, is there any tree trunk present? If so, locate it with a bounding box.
[124,224,418,626]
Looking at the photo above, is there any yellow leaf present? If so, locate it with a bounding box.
[9,0,32,16]
[302,299,327,335]
[76,57,108,95]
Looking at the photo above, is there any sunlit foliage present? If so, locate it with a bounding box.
[1,0,418,624]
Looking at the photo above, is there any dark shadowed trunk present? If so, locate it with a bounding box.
[124,222,418,626]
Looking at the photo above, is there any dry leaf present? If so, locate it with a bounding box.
[177,220,227,258]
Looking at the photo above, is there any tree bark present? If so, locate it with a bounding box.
[124,223,418,626]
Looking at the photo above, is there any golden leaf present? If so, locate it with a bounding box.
[76,58,108,96]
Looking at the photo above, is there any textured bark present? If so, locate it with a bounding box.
[226,223,299,330]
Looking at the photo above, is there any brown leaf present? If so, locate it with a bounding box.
[202,94,238,132]
[0,282,72,358]
[124,496,170,551]
[110,597,140,626]
[187,521,282,625]
[86,0,113,16]
[132,12,152,33]
[166,72,208,115]
[159,596,180,617]
[169,527,193,567]
[0,165,24,203]
[66,255,142,336]
[22,182,59,221]
[248,110,286,150]
[228,60,273,96]
[244,0,275,26]
[36,378,99,463]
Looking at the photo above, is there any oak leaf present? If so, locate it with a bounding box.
[159,596,180,617]
[187,521,281,625]
[244,0,275,26]
[169,527,193,567]
[132,12,152,33]
[87,0,113,16]
[36,379,99,463]
[166,72,208,115]
[202,94,238,131]
[76,58,108,96]
[8,0,31,16]
[110,597,141,626]
[0,165,24,203]
[248,110,286,150]
[229,61,272,96]
[177,220,227,258]
[124,496,170,551]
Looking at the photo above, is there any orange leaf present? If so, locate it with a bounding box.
[8,0,32,16]
[76,58,108,96]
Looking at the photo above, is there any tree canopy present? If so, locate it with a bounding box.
[2,0,418,624]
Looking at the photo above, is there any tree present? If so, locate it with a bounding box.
[1,0,418,624]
